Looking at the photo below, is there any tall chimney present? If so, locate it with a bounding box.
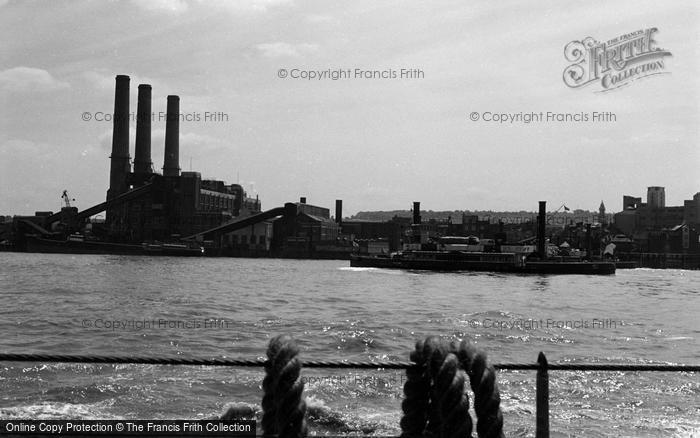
[335,199,342,224]
[133,84,152,176]
[537,201,546,259]
[163,95,180,177]
[107,75,131,201]
[413,201,421,225]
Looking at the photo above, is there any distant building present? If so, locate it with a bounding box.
[271,198,340,253]
[647,186,665,209]
[614,209,636,236]
[460,214,490,236]
[120,172,261,243]
[598,201,606,225]
[623,195,642,210]
[341,219,408,251]
[613,187,700,255]
[683,192,700,228]
[223,220,272,254]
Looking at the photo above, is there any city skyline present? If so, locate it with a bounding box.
[1,0,698,216]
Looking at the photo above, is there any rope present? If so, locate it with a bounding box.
[400,337,506,438]
[0,353,697,372]
[262,335,307,438]
[399,340,430,438]
[435,352,472,438]
[463,347,504,438]
[262,342,279,435]
[425,336,448,437]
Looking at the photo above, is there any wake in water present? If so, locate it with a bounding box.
[219,398,399,436]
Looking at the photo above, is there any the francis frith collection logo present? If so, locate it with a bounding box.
[563,28,672,91]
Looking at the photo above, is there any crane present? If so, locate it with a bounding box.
[61,190,75,208]
[551,203,570,213]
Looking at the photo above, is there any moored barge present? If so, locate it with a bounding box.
[24,235,204,256]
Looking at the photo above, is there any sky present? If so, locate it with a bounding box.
[0,0,698,216]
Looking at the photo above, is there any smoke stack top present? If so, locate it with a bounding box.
[163,95,180,177]
[134,84,152,176]
[107,75,131,200]
[335,200,343,224]
[413,201,421,225]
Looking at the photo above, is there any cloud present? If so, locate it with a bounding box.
[82,70,160,91]
[0,67,69,92]
[0,138,86,214]
[82,71,119,91]
[305,14,339,25]
[97,126,228,158]
[256,42,319,58]
[131,0,189,13]
[221,0,293,12]
[131,0,292,14]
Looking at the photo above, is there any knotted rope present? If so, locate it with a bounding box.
[399,337,504,438]
[450,340,504,438]
[239,335,502,438]
[399,338,435,437]
[433,351,472,438]
[262,334,307,438]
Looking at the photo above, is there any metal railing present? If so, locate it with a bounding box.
[1,352,698,438]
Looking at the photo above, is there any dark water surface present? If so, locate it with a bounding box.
[0,253,698,436]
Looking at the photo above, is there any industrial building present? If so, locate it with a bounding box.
[614,187,700,235]
[612,187,700,257]
[103,75,262,243]
[5,74,349,257]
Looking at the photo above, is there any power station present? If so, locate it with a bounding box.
[102,75,262,243]
[6,74,344,257]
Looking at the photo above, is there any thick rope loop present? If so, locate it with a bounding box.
[465,351,504,438]
[400,337,503,438]
[425,336,449,437]
[262,334,308,438]
[399,339,431,437]
[434,352,472,438]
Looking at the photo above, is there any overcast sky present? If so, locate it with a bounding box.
[0,0,698,216]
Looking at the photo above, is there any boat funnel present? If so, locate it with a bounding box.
[538,201,546,258]
[335,200,342,224]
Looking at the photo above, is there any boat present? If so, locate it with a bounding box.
[349,201,616,275]
[142,242,205,256]
[350,250,616,275]
[24,235,204,256]
[614,260,639,269]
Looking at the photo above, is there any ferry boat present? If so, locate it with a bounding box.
[349,201,616,275]
[350,250,616,274]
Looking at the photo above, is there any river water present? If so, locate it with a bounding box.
[0,253,698,437]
